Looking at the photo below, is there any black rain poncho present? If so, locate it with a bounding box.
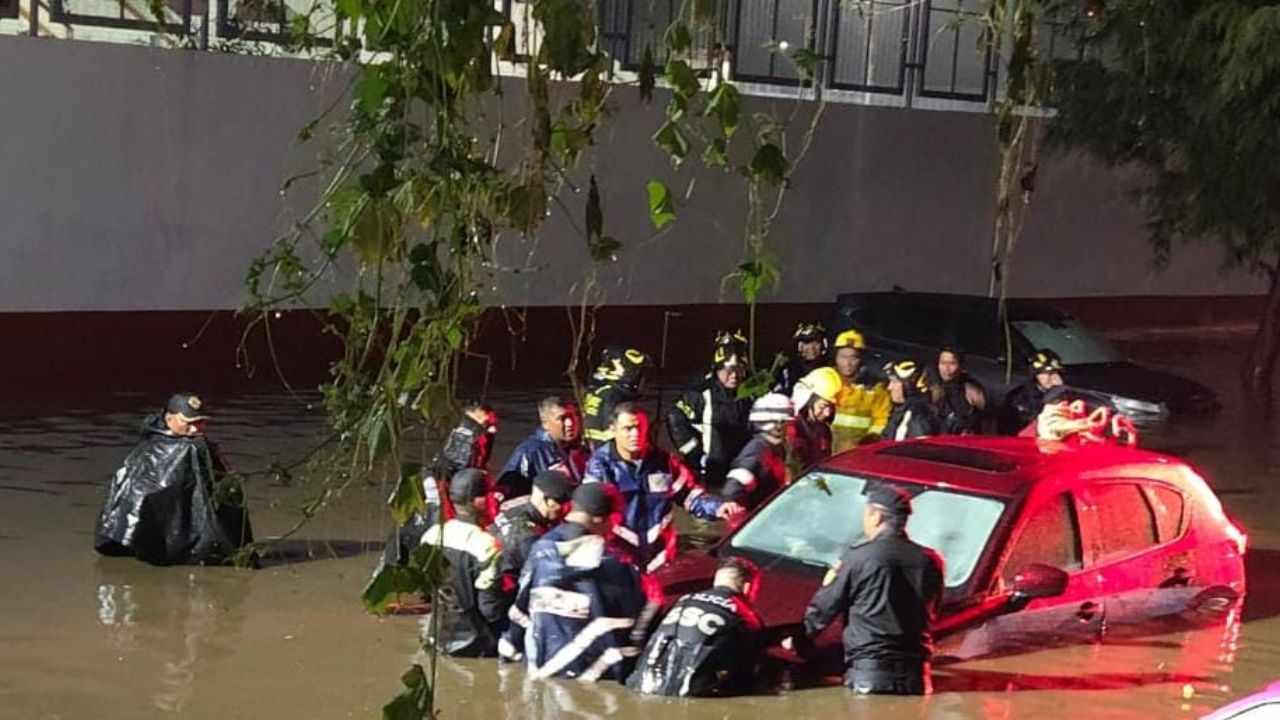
[94,413,253,566]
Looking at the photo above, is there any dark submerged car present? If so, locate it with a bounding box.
[831,291,1219,425]
[656,436,1246,678]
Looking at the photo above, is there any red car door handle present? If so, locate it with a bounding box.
[1076,602,1098,622]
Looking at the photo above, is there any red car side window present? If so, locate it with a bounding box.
[1000,493,1083,586]
[1142,485,1186,544]
[1090,483,1159,563]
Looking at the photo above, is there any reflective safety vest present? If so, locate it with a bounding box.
[832,379,891,453]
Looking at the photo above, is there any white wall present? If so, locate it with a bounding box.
[0,37,1263,313]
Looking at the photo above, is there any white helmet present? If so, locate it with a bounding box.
[749,393,794,425]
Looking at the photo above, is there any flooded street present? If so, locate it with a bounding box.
[3,333,1280,719]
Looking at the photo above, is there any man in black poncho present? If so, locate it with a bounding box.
[94,393,253,566]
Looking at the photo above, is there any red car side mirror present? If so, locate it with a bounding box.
[1008,563,1069,609]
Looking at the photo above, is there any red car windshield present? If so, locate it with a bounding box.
[728,471,1008,588]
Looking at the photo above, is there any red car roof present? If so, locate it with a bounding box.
[817,435,1176,499]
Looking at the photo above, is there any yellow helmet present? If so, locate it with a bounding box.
[796,367,842,404]
[884,359,930,395]
[833,328,866,351]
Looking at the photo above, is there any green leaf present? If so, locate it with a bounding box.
[589,235,621,262]
[664,58,700,98]
[639,44,656,103]
[646,180,677,229]
[690,0,715,24]
[705,82,741,138]
[653,121,690,162]
[362,564,422,614]
[535,0,597,77]
[586,174,604,242]
[355,67,389,117]
[748,142,788,186]
[407,542,451,592]
[444,324,464,350]
[321,227,347,258]
[335,0,360,19]
[702,137,728,168]
[382,665,433,720]
[790,47,822,82]
[387,465,427,526]
[663,21,692,55]
[493,21,516,61]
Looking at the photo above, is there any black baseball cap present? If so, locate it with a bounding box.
[532,470,573,503]
[570,483,613,517]
[864,483,913,517]
[448,469,490,504]
[165,392,207,421]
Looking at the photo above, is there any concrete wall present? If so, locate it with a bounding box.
[0,36,1264,315]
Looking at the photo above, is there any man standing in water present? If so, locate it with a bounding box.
[799,484,944,695]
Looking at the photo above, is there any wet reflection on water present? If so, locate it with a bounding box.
[2,334,1280,718]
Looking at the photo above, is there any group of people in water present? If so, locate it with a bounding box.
[92,320,1106,697]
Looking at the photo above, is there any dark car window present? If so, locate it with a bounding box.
[1000,492,1082,586]
[1142,485,1186,543]
[951,309,1005,359]
[882,301,953,348]
[1089,483,1159,563]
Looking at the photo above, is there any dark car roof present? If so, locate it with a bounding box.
[816,435,1174,499]
[834,290,1069,322]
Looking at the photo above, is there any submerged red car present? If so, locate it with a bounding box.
[657,436,1247,672]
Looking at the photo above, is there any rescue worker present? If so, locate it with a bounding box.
[883,360,942,441]
[500,483,645,682]
[723,393,793,510]
[997,349,1065,435]
[799,484,944,695]
[668,330,753,486]
[830,329,891,452]
[628,557,765,697]
[490,470,573,610]
[932,347,987,435]
[379,401,497,569]
[787,367,839,478]
[420,469,505,657]
[496,395,587,502]
[582,346,652,448]
[773,322,827,396]
[94,392,253,566]
[586,403,742,573]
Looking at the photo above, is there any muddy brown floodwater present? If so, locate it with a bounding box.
[3,333,1280,719]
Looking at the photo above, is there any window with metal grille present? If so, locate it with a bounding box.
[50,0,191,34]
[918,0,990,101]
[828,0,910,93]
[732,0,820,85]
[0,0,18,20]
[216,0,333,45]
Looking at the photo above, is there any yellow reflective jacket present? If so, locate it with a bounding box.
[832,378,891,453]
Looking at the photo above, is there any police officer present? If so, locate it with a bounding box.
[668,330,753,486]
[723,393,793,510]
[787,367,839,479]
[496,395,587,502]
[500,483,646,682]
[830,329,891,453]
[800,484,944,695]
[582,346,652,448]
[884,360,942,441]
[628,557,765,697]
[490,470,573,609]
[586,403,742,573]
[933,347,988,435]
[997,348,1065,435]
[774,322,827,396]
[420,469,505,657]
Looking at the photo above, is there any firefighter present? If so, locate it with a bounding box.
[830,329,891,452]
[420,469,505,657]
[774,322,828,396]
[997,348,1065,435]
[500,483,646,682]
[723,393,793,510]
[582,346,652,448]
[490,470,574,612]
[799,484,944,695]
[884,360,942,441]
[933,347,987,435]
[787,367,840,478]
[668,330,753,486]
[586,403,743,573]
[628,557,765,697]
[496,395,587,502]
